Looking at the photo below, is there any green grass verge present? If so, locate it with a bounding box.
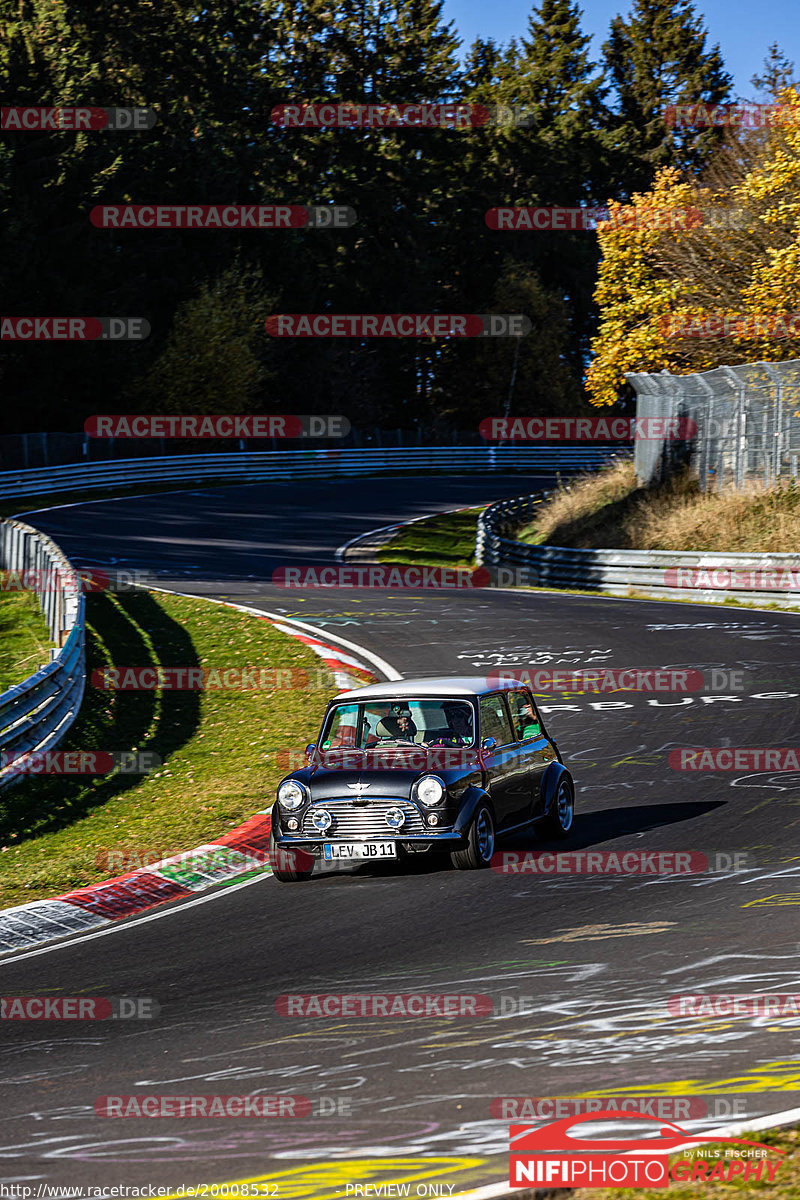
[572,1125,799,1198]
[0,590,343,911]
[375,506,484,568]
[0,591,55,691]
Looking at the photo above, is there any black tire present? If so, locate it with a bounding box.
[269,827,314,882]
[450,801,495,870]
[539,775,575,839]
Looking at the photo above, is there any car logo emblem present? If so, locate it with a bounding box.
[347,781,370,805]
[347,782,370,792]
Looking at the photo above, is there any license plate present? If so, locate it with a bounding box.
[323,842,397,860]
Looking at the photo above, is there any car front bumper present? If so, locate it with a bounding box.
[272,830,466,855]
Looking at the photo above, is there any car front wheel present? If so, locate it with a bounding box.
[269,826,314,882]
[540,776,575,839]
[451,802,495,870]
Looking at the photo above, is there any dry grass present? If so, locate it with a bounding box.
[520,461,800,553]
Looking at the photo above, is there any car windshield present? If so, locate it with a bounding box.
[321,699,476,750]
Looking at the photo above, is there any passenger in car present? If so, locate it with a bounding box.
[376,705,418,741]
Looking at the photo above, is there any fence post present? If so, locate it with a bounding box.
[762,363,783,484]
[690,373,715,492]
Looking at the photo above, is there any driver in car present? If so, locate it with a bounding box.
[376,704,418,741]
[430,702,473,746]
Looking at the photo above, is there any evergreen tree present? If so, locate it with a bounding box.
[462,37,508,101]
[750,43,797,98]
[514,0,608,172]
[602,0,732,195]
[483,0,611,377]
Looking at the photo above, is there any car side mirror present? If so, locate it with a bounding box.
[305,743,316,761]
[481,737,497,752]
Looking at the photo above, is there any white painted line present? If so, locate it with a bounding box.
[12,486,217,519]
[254,609,402,680]
[0,871,270,967]
[168,593,403,681]
[141,586,401,679]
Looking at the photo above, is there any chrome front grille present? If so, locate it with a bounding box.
[302,798,427,839]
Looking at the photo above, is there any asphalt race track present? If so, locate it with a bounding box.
[2,477,800,1198]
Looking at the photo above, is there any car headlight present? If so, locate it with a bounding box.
[277,780,307,810]
[414,775,445,806]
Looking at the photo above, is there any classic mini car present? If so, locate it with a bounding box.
[269,676,575,881]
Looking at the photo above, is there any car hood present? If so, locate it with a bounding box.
[306,763,424,799]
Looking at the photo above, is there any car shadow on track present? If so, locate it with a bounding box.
[306,801,724,882]
[507,800,725,853]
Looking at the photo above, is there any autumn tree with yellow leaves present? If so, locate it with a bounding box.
[586,90,800,407]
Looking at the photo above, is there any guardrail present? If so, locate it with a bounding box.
[0,522,85,792]
[0,446,628,501]
[476,493,800,609]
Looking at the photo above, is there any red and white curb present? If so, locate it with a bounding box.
[0,600,397,957]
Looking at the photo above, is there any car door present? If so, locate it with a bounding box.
[478,692,529,830]
[506,688,558,816]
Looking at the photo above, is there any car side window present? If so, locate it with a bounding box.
[479,693,515,746]
[508,689,542,741]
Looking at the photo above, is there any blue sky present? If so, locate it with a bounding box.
[442,0,798,97]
